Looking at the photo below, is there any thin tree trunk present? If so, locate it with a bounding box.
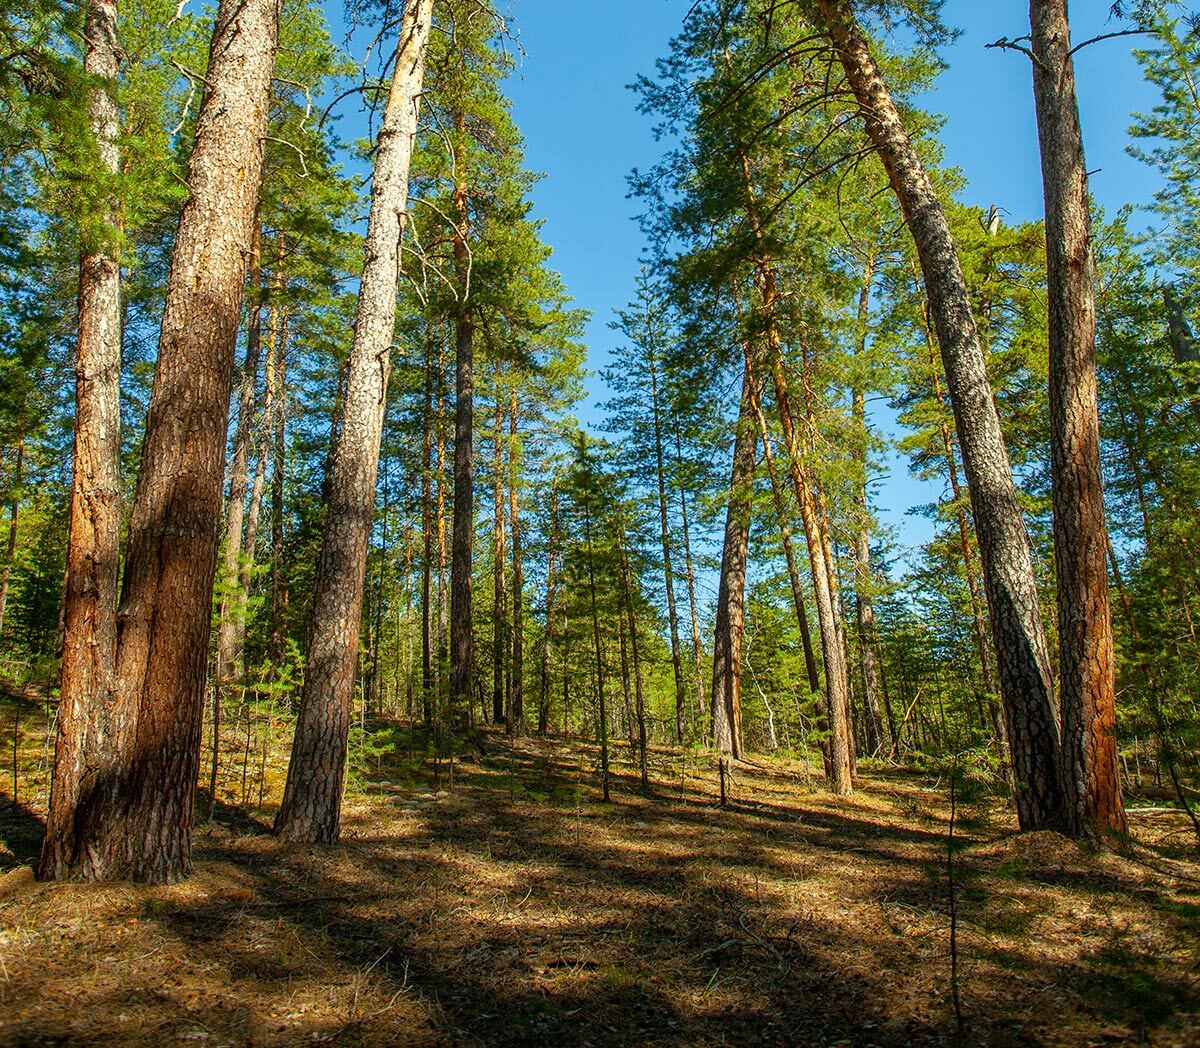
[421,330,435,724]
[0,440,22,648]
[1030,0,1125,836]
[450,170,475,729]
[711,346,761,760]
[492,379,507,727]
[818,0,1062,827]
[648,338,686,745]
[269,303,288,670]
[274,0,433,844]
[750,395,830,776]
[619,525,649,792]
[675,422,706,743]
[508,388,524,735]
[583,499,609,801]
[216,220,264,685]
[38,0,125,881]
[539,480,559,736]
[850,253,887,756]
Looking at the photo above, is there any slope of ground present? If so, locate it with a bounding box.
[1,683,1198,1046]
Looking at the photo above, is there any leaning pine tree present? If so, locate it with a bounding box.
[813,0,1064,828]
[274,0,435,844]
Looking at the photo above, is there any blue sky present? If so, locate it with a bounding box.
[494,0,1166,560]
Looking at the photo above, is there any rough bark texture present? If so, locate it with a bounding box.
[59,0,283,883]
[1030,0,1125,837]
[819,0,1061,827]
[39,0,125,883]
[274,0,432,844]
[711,348,761,759]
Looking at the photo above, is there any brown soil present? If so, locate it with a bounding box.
[1,686,1198,1046]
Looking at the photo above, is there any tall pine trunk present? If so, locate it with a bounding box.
[818,0,1063,828]
[508,388,524,735]
[539,480,559,735]
[450,174,475,728]
[1029,0,1125,836]
[492,380,507,727]
[40,0,124,881]
[274,0,433,844]
[675,423,706,742]
[711,346,761,759]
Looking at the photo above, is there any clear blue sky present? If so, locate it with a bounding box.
[496,0,1165,560]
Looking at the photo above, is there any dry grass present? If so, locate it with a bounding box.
[1,685,1199,1046]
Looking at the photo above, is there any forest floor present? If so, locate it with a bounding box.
[1,682,1199,1046]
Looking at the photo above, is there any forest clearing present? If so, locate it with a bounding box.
[3,0,1200,1042]
[3,685,1199,1046]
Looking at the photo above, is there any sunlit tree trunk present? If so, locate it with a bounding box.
[40,0,124,881]
[818,0,1062,827]
[583,496,610,801]
[275,0,433,844]
[711,346,761,759]
[63,0,283,883]
[1030,0,1124,836]
[421,330,435,724]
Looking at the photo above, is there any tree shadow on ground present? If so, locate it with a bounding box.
[1,729,1198,1046]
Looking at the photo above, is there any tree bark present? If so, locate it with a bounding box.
[64,0,282,883]
[711,346,761,760]
[648,337,686,745]
[1029,0,1125,836]
[583,497,609,801]
[818,0,1062,827]
[421,330,435,724]
[450,181,475,728]
[675,424,706,742]
[274,0,433,844]
[0,439,20,643]
[492,380,507,727]
[39,0,124,881]
[508,387,524,735]
[215,220,264,685]
[850,253,887,756]
[619,524,649,791]
[539,480,559,735]
[269,302,288,669]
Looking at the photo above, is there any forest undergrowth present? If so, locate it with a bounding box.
[1,682,1198,1047]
